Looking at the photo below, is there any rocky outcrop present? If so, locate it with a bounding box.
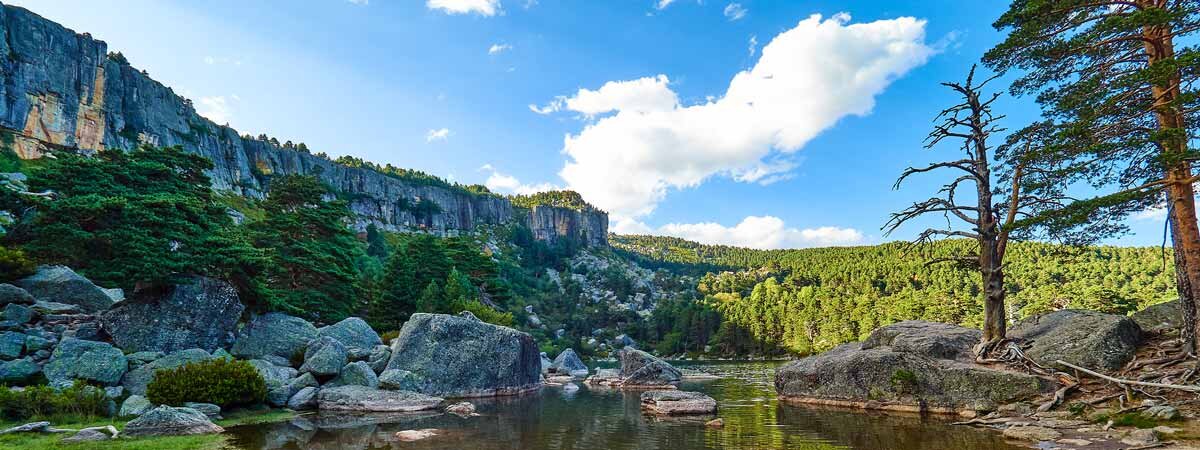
[122,406,223,437]
[14,266,113,313]
[43,338,127,386]
[300,336,348,378]
[640,390,717,415]
[316,385,443,412]
[1010,310,1142,371]
[775,321,1050,415]
[0,3,607,247]
[230,313,317,366]
[618,348,680,387]
[384,313,541,397]
[317,317,381,352]
[100,276,243,353]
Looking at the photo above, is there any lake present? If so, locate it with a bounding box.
[225,361,1024,449]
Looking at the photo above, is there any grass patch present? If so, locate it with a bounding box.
[1092,412,1178,429]
[0,408,295,450]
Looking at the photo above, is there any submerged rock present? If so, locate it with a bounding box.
[775,321,1049,414]
[316,385,443,412]
[640,390,717,415]
[445,401,476,417]
[123,406,224,437]
[100,276,243,353]
[395,429,439,442]
[1010,310,1141,371]
[384,313,541,397]
[15,266,114,313]
[231,313,318,366]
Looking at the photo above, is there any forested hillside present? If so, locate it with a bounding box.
[615,235,1177,356]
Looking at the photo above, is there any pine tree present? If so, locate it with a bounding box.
[416,280,443,314]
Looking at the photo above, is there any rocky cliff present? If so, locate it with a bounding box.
[0,2,606,245]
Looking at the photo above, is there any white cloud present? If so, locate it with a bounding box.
[426,0,501,16]
[655,0,676,10]
[347,0,368,5]
[747,35,758,58]
[426,128,451,142]
[203,56,243,66]
[197,96,234,124]
[723,3,747,21]
[488,43,512,55]
[615,216,865,249]
[479,165,558,195]
[538,13,935,220]
[1134,207,1167,221]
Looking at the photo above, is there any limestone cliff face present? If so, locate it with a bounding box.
[0,3,606,245]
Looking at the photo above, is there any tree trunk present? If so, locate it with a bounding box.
[980,239,1006,342]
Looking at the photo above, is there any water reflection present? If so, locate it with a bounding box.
[225,361,1023,450]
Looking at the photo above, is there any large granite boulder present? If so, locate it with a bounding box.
[618,348,680,387]
[316,385,443,412]
[1131,300,1180,334]
[231,313,318,366]
[1011,309,1142,371]
[384,313,541,397]
[366,345,390,374]
[249,359,299,406]
[775,321,1049,414]
[641,390,718,415]
[1,303,33,324]
[44,338,127,386]
[269,373,318,407]
[328,361,379,388]
[378,369,421,391]
[119,395,153,417]
[14,266,114,313]
[0,331,23,359]
[0,284,34,306]
[100,276,244,353]
[121,349,212,395]
[0,357,39,383]
[300,336,348,378]
[317,317,382,352]
[123,406,224,437]
[287,386,319,410]
[551,348,588,377]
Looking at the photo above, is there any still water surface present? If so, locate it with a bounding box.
[226,361,1024,450]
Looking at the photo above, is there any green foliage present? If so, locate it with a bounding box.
[890,369,917,394]
[0,132,21,173]
[510,190,599,211]
[145,358,267,408]
[331,155,493,198]
[0,381,109,421]
[458,300,514,327]
[0,245,35,283]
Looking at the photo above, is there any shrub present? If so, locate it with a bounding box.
[456,300,514,327]
[380,330,401,345]
[0,245,36,283]
[0,381,109,421]
[890,369,918,394]
[146,358,267,408]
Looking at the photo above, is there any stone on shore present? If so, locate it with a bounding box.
[300,336,348,378]
[123,406,224,437]
[119,395,153,417]
[328,361,379,388]
[287,386,319,410]
[44,338,127,386]
[230,313,318,366]
[100,276,243,353]
[120,348,212,395]
[316,385,443,412]
[384,313,541,397]
[1131,300,1180,334]
[551,348,588,377]
[1010,309,1141,371]
[0,284,34,306]
[1002,426,1061,441]
[15,266,114,313]
[640,390,717,415]
[317,317,382,352]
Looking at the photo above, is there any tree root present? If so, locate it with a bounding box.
[1056,360,1200,393]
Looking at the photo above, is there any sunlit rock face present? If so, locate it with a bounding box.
[0,2,606,246]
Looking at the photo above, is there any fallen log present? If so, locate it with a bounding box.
[1055,360,1200,393]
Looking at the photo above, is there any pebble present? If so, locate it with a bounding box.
[706,418,724,428]
[396,429,439,442]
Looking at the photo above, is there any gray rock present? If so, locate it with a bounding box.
[119,395,153,417]
[15,266,114,313]
[0,284,34,306]
[1011,309,1142,371]
[540,352,552,374]
[183,402,221,420]
[123,406,224,437]
[0,331,24,359]
[1142,405,1181,421]
[378,369,422,391]
[861,320,980,361]
[44,338,127,385]
[121,348,212,395]
[31,301,80,315]
[384,313,541,397]
[316,385,443,412]
[445,401,476,416]
[287,386,319,410]
[231,313,318,365]
[0,321,20,331]
[640,390,718,415]
[317,317,382,352]
[268,372,318,407]
[102,288,124,303]
[100,276,244,353]
[775,322,1050,414]
[1132,300,1181,334]
[250,359,299,388]
[1,303,33,324]
[613,334,636,348]
[23,334,52,353]
[211,348,233,360]
[366,345,390,374]
[0,421,51,434]
[617,348,680,386]
[62,428,109,443]
[126,351,164,367]
[104,386,124,399]
[551,348,588,377]
[1003,426,1061,441]
[329,361,379,388]
[299,336,347,378]
[66,322,104,341]
[0,357,40,383]
[1122,428,1160,446]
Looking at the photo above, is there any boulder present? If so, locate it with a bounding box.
[640,390,718,415]
[317,385,444,412]
[1,303,33,324]
[23,334,52,353]
[0,421,51,434]
[0,357,39,383]
[44,338,127,386]
[268,373,317,407]
[0,331,23,359]
[328,361,378,388]
[231,313,318,365]
[0,284,34,306]
[126,351,164,368]
[287,386,319,410]
[384,313,541,397]
[62,428,109,443]
[120,348,212,395]
[775,321,1050,414]
[1011,310,1142,371]
[395,429,439,442]
[378,369,421,391]
[366,345,390,374]
[123,406,224,437]
[1132,300,1180,334]
[551,348,588,377]
[119,395,153,417]
[540,352,553,374]
[66,322,104,341]
[317,317,382,351]
[445,401,476,417]
[1002,426,1061,442]
[183,402,221,420]
[861,320,980,361]
[100,276,244,353]
[15,266,114,313]
[299,336,347,378]
[250,359,299,387]
[30,301,79,315]
[617,348,680,387]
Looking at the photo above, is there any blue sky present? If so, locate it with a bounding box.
[6,0,1171,248]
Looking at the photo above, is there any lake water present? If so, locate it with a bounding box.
[225,361,1024,450]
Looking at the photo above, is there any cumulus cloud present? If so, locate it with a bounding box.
[479,165,558,195]
[197,96,234,124]
[723,3,747,21]
[655,0,676,10]
[426,0,501,16]
[615,216,865,249]
[488,43,512,55]
[537,13,935,219]
[426,128,451,142]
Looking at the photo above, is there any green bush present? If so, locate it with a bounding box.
[146,358,267,408]
[457,300,514,327]
[0,381,110,421]
[0,245,36,283]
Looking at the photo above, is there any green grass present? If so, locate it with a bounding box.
[0,408,296,450]
[1092,412,1179,429]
